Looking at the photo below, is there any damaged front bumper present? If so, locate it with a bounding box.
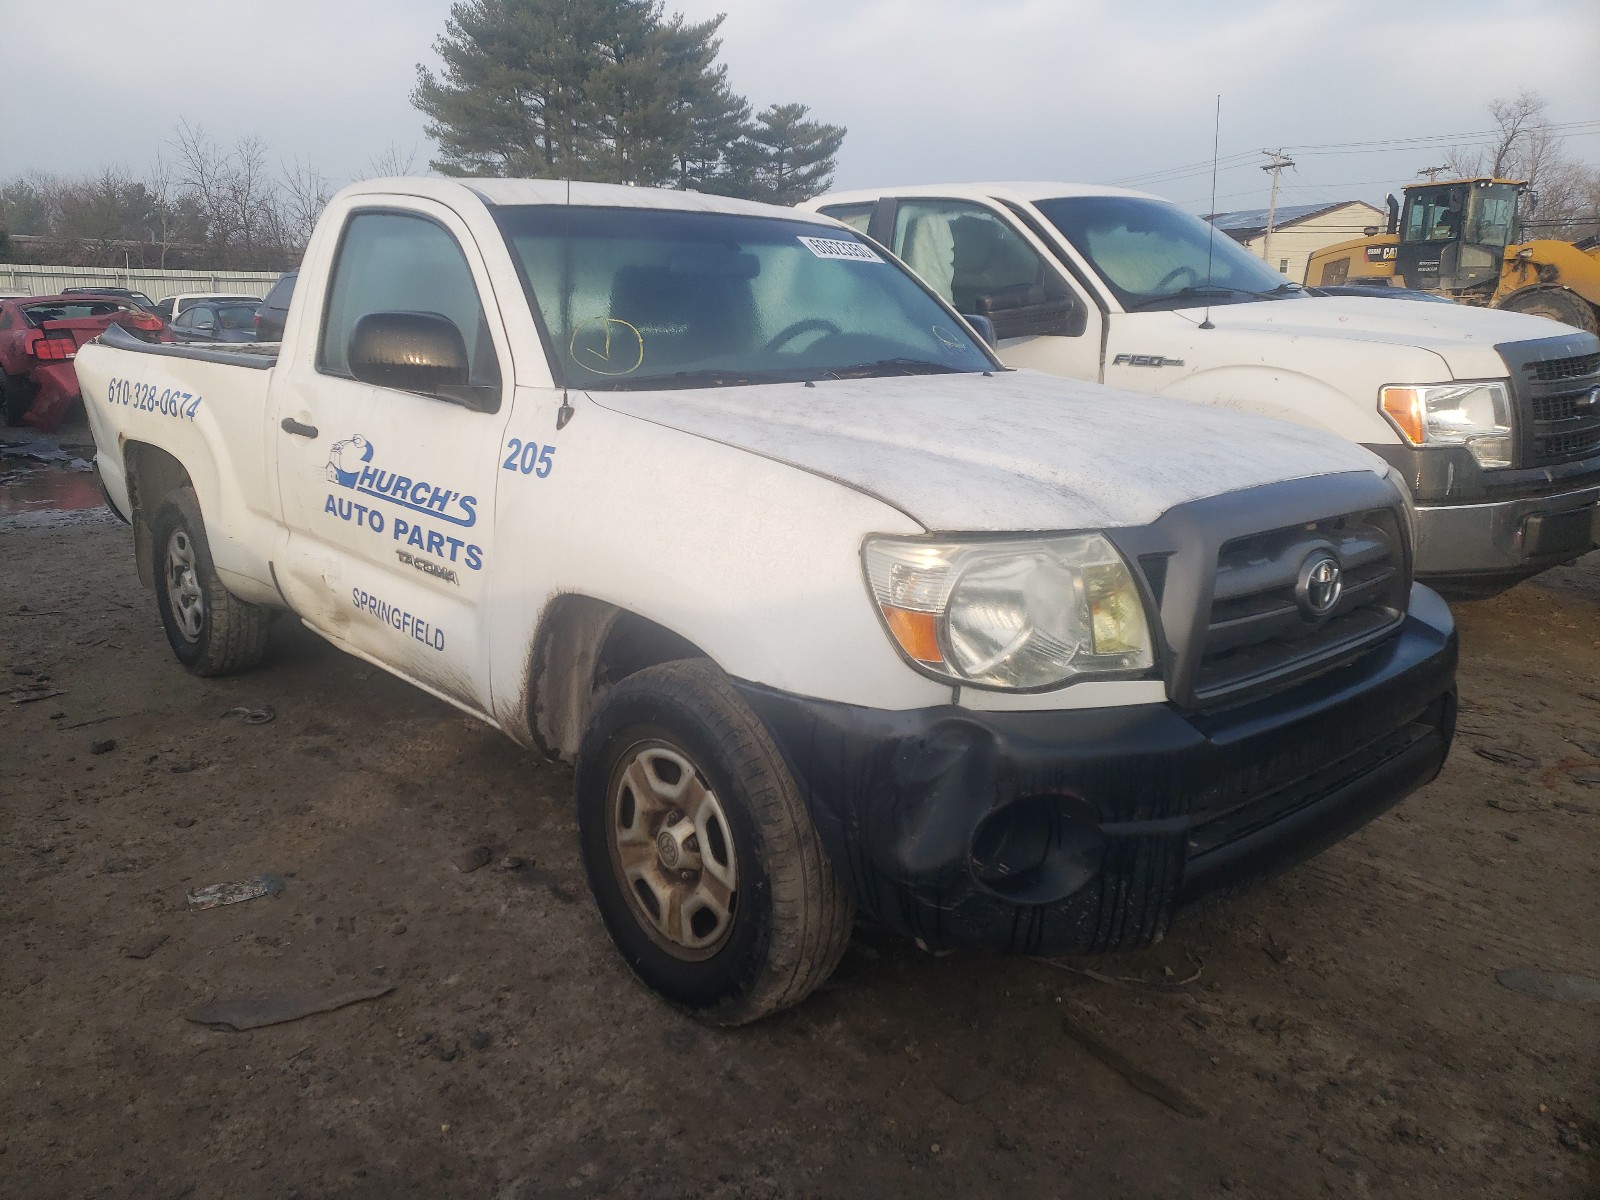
[739,587,1457,955]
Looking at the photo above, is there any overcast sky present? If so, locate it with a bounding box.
[7,0,1598,215]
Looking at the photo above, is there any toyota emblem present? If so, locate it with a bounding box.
[1295,552,1343,620]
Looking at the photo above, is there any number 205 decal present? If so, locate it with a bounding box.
[501,438,556,478]
[106,377,202,420]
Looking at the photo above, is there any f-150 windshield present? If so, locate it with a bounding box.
[1034,196,1297,312]
[495,206,994,390]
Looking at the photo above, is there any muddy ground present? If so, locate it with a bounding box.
[2,420,1597,1200]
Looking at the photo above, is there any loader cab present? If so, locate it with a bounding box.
[1396,178,1522,295]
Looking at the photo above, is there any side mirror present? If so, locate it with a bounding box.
[973,284,1087,340]
[961,313,998,348]
[348,311,495,410]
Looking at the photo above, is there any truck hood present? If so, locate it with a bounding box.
[590,370,1386,532]
[1153,295,1579,378]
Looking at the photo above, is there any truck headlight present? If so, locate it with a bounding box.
[863,534,1154,690]
[1379,382,1513,468]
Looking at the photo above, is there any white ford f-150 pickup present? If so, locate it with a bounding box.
[77,178,1457,1024]
[804,183,1600,596]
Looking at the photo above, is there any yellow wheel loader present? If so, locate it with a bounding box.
[1307,178,1600,333]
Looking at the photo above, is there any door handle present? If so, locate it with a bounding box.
[280,417,319,438]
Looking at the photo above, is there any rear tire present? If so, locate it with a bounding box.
[1,374,33,426]
[575,659,853,1025]
[1497,287,1600,335]
[149,487,271,676]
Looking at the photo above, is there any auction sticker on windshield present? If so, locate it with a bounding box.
[798,236,884,263]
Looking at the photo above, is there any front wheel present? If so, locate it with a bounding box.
[149,487,271,676]
[1497,286,1600,335]
[575,659,853,1025]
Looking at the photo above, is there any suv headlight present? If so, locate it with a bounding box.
[1379,381,1513,468]
[863,533,1154,690]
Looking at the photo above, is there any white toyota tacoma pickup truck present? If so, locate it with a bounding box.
[76,178,1457,1023]
[805,183,1600,596]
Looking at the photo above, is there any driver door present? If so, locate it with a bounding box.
[271,203,512,713]
[887,198,1102,383]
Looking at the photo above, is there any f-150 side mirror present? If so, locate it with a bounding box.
[973,284,1087,341]
[348,310,496,411]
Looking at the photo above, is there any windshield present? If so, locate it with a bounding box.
[1464,184,1520,248]
[1033,195,1294,311]
[494,206,993,390]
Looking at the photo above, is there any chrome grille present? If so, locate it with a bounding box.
[1194,508,1408,704]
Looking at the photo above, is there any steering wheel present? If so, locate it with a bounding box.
[1155,265,1201,292]
[762,317,842,353]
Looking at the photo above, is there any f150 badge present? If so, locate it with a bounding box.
[1112,354,1185,368]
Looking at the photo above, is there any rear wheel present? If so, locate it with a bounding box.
[1,374,33,426]
[149,487,271,676]
[1497,287,1600,335]
[575,659,853,1025]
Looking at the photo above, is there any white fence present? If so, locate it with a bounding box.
[0,263,283,302]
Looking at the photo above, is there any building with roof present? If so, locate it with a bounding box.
[1205,201,1385,284]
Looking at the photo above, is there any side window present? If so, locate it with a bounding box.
[319,211,499,388]
[892,199,1081,339]
[817,203,874,235]
[0,310,12,332]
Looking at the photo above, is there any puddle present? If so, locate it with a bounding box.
[0,468,105,516]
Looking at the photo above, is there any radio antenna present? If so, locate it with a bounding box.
[556,174,575,430]
[1200,94,1220,331]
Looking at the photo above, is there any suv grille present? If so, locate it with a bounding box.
[1526,352,1600,383]
[1193,508,1407,704]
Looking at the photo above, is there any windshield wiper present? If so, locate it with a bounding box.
[820,358,962,380]
[1252,282,1306,298]
[596,368,792,391]
[1125,285,1256,311]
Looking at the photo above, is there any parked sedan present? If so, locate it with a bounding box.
[153,292,263,322]
[168,300,260,343]
[0,295,165,430]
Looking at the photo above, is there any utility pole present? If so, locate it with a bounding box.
[1416,165,1451,182]
[1261,149,1295,271]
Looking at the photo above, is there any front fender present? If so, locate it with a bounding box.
[1156,364,1397,446]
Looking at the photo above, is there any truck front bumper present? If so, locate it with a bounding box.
[1413,483,1600,590]
[738,587,1457,956]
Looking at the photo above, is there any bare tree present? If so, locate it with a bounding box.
[279,158,334,251]
[364,142,420,179]
[1446,90,1600,242]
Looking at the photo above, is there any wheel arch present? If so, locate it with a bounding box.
[123,442,194,589]
[523,594,709,762]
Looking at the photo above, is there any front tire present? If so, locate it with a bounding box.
[149,487,270,676]
[575,659,853,1025]
[1497,286,1600,334]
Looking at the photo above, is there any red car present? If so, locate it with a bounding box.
[0,295,167,431]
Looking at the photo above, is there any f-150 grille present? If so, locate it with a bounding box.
[1503,338,1600,469]
[1193,508,1408,705]
[1526,352,1600,383]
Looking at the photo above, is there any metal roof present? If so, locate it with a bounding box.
[1205,201,1380,235]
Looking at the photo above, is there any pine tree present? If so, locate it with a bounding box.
[410,1,847,199]
[742,104,846,205]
